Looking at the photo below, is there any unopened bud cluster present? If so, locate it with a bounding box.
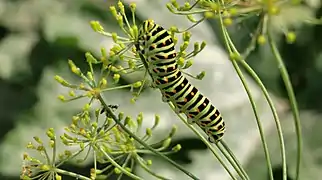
[23,88,181,179]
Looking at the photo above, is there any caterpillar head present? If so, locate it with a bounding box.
[136,19,155,50]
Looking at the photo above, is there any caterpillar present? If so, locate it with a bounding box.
[135,19,225,143]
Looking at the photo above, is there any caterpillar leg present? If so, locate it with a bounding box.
[150,81,157,89]
[173,105,183,114]
[162,95,170,102]
[208,136,216,143]
[161,92,170,102]
[207,133,223,144]
[187,116,196,124]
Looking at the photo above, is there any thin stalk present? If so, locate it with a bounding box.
[97,95,200,180]
[225,26,286,180]
[219,140,250,180]
[56,144,90,167]
[52,138,57,166]
[215,142,248,180]
[100,84,133,92]
[54,168,92,180]
[239,60,287,180]
[268,31,302,180]
[99,155,126,172]
[96,145,143,180]
[231,59,274,180]
[216,2,274,178]
[40,171,50,180]
[116,154,132,180]
[167,103,238,180]
[135,154,172,180]
[93,149,97,176]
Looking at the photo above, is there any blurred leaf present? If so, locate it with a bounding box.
[245,111,322,180]
[0,33,37,79]
[0,64,95,174]
[316,52,322,72]
[270,4,315,33]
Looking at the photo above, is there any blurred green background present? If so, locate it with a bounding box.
[1,0,322,179]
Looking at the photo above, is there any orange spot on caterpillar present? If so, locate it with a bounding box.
[150,44,156,50]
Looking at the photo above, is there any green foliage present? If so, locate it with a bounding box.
[22,105,179,180]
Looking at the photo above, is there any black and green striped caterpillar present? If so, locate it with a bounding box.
[135,19,225,143]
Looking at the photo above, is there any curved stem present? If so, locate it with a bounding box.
[96,145,143,180]
[215,143,248,180]
[219,140,250,180]
[239,60,287,180]
[97,94,200,180]
[225,28,287,180]
[216,3,274,178]
[268,31,302,180]
[167,103,238,180]
[135,154,172,180]
[231,59,274,180]
[116,154,132,180]
[54,168,92,180]
[56,144,90,167]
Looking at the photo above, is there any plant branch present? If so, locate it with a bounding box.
[54,168,92,180]
[268,31,302,180]
[167,103,238,180]
[97,94,200,180]
[216,2,273,178]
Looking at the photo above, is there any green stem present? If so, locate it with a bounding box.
[216,4,273,178]
[96,145,143,180]
[268,32,302,180]
[135,154,172,180]
[116,154,132,180]
[51,138,57,167]
[56,144,89,167]
[100,84,133,92]
[239,60,287,180]
[167,103,238,180]
[97,95,200,180]
[231,59,274,180]
[99,155,125,172]
[54,168,92,180]
[225,27,286,180]
[219,140,250,180]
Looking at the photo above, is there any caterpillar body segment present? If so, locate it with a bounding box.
[136,19,225,143]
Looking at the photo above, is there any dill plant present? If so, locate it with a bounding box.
[166,0,321,180]
[20,1,203,180]
[20,0,322,179]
